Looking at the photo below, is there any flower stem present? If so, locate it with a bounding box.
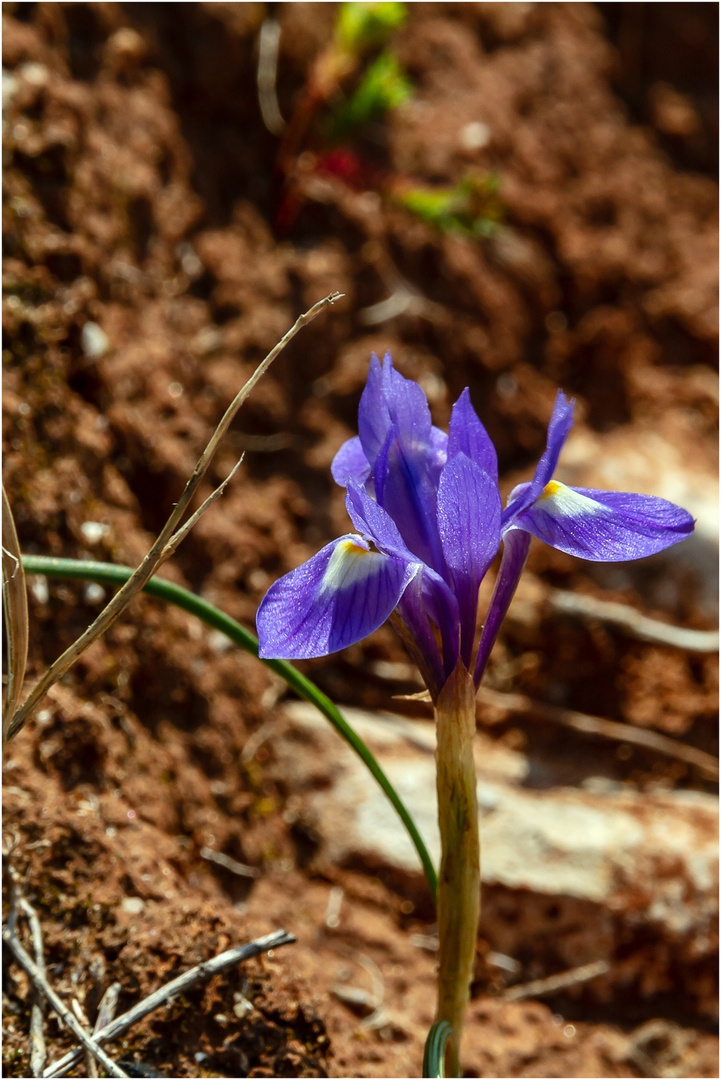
[434,662,480,1076]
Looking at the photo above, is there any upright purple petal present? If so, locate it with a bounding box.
[503,391,575,528]
[373,424,446,574]
[437,453,501,664]
[357,353,390,465]
[256,534,419,659]
[447,388,498,482]
[515,483,695,561]
[331,436,371,488]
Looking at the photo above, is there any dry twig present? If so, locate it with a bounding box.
[7,293,342,741]
[547,589,719,653]
[478,686,719,779]
[2,483,29,747]
[18,897,48,1077]
[503,959,610,1001]
[199,846,259,879]
[43,930,295,1078]
[3,924,128,1078]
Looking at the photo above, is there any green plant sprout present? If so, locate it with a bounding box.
[393,171,504,238]
[327,49,413,142]
[335,1,407,56]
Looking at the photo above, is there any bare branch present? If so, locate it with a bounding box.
[7,293,343,741]
[547,589,719,653]
[43,930,295,1078]
[18,898,47,1077]
[161,457,244,559]
[503,959,610,1001]
[200,846,259,879]
[478,687,719,780]
[3,926,128,1078]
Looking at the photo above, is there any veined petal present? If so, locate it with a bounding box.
[437,454,501,580]
[331,436,371,488]
[437,452,501,664]
[374,423,446,574]
[474,528,531,686]
[447,388,498,482]
[515,481,695,561]
[357,353,390,465]
[345,479,413,560]
[346,478,462,668]
[502,391,575,528]
[256,534,418,659]
[358,353,447,473]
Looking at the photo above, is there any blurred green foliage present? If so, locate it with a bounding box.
[335,1,407,55]
[328,50,412,140]
[395,172,504,238]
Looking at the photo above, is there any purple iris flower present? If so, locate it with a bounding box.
[257,354,694,700]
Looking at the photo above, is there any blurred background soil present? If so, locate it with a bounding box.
[2,3,718,1077]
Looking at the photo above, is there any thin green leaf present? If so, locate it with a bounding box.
[423,1020,453,1078]
[20,554,438,902]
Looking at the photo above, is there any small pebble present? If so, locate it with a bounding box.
[121,897,145,915]
[459,120,491,150]
[81,321,110,360]
[84,582,106,604]
[80,521,110,544]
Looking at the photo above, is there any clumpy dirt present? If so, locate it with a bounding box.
[2,3,718,1078]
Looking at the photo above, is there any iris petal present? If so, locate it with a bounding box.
[331,436,371,488]
[346,477,462,674]
[437,452,501,663]
[357,353,390,465]
[515,482,696,561]
[256,534,419,659]
[447,388,498,482]
[374,424,446,573]
[502,391,575,528]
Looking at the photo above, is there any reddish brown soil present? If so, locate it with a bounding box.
[2,4,718,1078]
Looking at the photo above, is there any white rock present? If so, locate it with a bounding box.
[274,701,718,1003]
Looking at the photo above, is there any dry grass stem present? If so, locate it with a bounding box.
[199,846,259,878]
[503,959,610,1001]
[547,589,719,653]
[7,293,343,741]
[478,687,719,779]
[18,897,48,1077]
[2,925,128,1078]
[43,930,296,1078]
[2,484,29,747]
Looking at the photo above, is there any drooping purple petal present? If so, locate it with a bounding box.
[447,388,498,482]
[256,534,419,659]
[514,483,696,561]
[474,528,531,686]
[437,452,501,664]
[345,479,413,561]
[331,436,371,488]
[502,391,575,528]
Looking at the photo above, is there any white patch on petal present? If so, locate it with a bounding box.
[536,480,602,518]
[320,538,385,595]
